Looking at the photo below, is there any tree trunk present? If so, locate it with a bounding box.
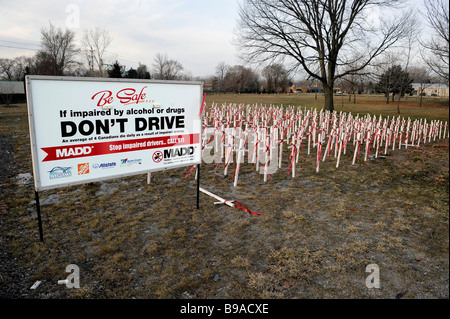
[323,84,334,111]
[397,92,402,114]
[419,89,423,107]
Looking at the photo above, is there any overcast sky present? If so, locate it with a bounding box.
[0,0,432,78]
[0,0,241,77]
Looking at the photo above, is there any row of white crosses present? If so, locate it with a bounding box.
[199,102,448,186]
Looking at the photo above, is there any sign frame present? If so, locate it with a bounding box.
[26,75,204,192]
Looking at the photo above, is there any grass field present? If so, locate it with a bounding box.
[205,93,449,122]
[0,94,448,299]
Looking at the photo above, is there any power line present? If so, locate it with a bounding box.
[0,41,147,68]
[0,44,38,51]
[104,49,140,64]
[0,40,145,65]
[0,39,40,47]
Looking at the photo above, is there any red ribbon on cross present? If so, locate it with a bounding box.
[233,200,262,216]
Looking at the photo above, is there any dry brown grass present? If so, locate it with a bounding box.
[206,93,449,122]
[0,101,448,299]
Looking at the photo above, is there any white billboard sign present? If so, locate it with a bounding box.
[26,76,203,191]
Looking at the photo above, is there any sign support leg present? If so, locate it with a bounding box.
[34,190,44,243]
[196,164,200,209]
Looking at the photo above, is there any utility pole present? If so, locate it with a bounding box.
[89,49,94,72]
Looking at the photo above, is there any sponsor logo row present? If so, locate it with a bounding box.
[47,146,195,180]
[48,158,141,180]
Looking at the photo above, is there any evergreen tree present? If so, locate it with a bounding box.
[376,65,413,104]
[125,68,138,78]
[108,61,124,78]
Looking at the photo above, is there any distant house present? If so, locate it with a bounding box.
[0,80,25,94]
[287,85,340,94]
[287,86,308,93]
[287,86,324,93]
[0,80,25,104]
[411,83,449,97]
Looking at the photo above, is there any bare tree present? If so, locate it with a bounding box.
[0,56,35,81]
[341,72,360,103]
[421,0,449,83]
[235,0,415,111]
[13,56,34,80]
[0,58,17,105]
[409,66,432,107]
[180,69,193,81]
[0,58,16,80]
[395,15,419,114]
[215,62,230,93]
[0,57,34,105]
[82,27,112,77]
[35,22,79,75]
[152,53,167,80]
[164,60,184,80]
[225,65,260,93]
[262,63,292,93]
[152,53,184,80]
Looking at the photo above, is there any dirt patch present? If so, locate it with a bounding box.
[0,134,13,182]
[0,134,33,298]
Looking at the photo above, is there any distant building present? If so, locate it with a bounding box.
[411,83,449,97]
[0,80,26,104]
[287,86,341,94]
[287,86,309,93]
[287,86,325,93]
[0,80,25,94]
[203,82,213,92]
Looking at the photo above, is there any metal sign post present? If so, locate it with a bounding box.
[34,191,44,242]
[196,164,200,209]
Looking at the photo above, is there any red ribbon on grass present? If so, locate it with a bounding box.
[233,200,262,216]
